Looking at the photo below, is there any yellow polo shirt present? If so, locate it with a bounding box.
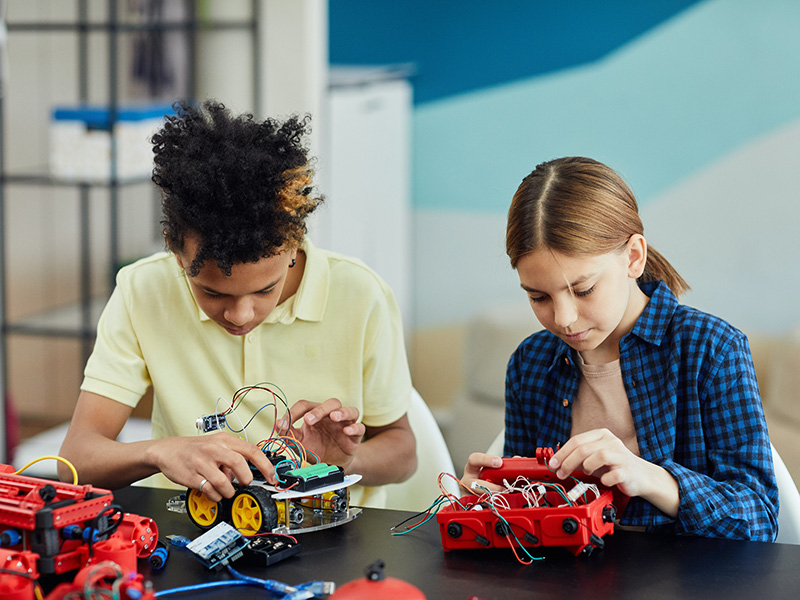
[81,238,412,507]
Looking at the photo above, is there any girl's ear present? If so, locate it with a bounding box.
[626,234,647,278]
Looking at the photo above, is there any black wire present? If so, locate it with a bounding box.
[87,503,124,557]
[391,506,433,530]
[0,567,36,579]
[232,383,293,435]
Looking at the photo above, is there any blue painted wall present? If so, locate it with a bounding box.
[330,0,700,105]
[330,0,800,334]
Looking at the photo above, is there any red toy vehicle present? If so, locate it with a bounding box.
[436,449,628,557]
[0,464,157,599]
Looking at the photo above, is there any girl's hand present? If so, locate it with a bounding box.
[549,428,648,496]
[548,428,679,516]
[461,452,505,496]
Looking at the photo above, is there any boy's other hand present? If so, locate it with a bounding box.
[277,398,365,470]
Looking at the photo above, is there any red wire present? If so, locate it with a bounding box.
[506,533,534,565]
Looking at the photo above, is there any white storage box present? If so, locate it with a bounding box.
[50,103,173,181]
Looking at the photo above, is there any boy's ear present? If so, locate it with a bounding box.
[627,234,647,278]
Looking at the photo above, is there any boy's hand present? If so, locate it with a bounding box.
[151,432,276,502]
[460,452,505,496]
[277,398,365,470]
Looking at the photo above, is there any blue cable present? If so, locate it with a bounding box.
[154,579,254,597]
[155,562,333,598]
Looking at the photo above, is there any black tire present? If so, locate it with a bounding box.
[230,485,278,534]
[186,487,228,530]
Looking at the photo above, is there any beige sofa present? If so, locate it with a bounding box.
[749,327,800,484]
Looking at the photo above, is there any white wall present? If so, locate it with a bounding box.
[642,118,800,335]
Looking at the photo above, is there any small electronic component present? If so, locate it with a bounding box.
[248,451,294,482]
[244,534,301,566]
[282,463,345,492]
[185,522,249,570]
[166,494,187,513]
[263,449,288,465]
[566,481,598,504]
[195,413,226,434]
[149,541,170,570]
[166,534,191,548]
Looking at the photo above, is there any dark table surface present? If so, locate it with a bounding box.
[111,486,800,599]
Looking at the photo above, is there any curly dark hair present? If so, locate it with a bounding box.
[151,100,323,276]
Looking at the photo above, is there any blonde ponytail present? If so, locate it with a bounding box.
[642,245,690,297]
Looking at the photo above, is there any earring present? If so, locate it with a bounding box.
[289,258,296,268]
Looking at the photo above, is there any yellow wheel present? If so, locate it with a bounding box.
[230,486,278,535]
[186,487,226,530]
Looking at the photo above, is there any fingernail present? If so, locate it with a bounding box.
[492,458,502,467]
[549,458,559,469]
[305,413,316,424]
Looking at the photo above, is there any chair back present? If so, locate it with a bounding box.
[487,427,505,456]
[773,443,800,545]
[381,389,458,512]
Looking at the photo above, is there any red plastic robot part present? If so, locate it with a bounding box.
[113,513,158,558]
[329,560,425,600]
[0,549,39,600]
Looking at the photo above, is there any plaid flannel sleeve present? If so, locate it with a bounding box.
[661,332,779,541]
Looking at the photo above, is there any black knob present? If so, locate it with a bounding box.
[447,522,463,538]
[562,517,579,534]
[39,484,57,503]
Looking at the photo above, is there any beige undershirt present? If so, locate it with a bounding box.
[571,353,641,457]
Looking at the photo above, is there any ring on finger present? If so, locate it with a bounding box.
[199,478,208,491]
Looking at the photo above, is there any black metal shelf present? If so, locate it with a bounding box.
[2,297,107,340]
[0,1,260,450]
[8,19,255,34]
[1,172,153,187]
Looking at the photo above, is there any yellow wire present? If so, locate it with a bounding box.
[14,455,79,485]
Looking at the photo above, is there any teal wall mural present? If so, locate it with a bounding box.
[330,0,700,105]
[330,0,800,333]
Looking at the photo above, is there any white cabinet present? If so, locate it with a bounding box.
[312,67,413,333]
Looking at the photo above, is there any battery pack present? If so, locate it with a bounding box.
[282,463,345,492]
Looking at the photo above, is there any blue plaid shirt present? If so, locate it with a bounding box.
[505,281,778,541]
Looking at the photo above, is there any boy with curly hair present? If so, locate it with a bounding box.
[59,101,416,508]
